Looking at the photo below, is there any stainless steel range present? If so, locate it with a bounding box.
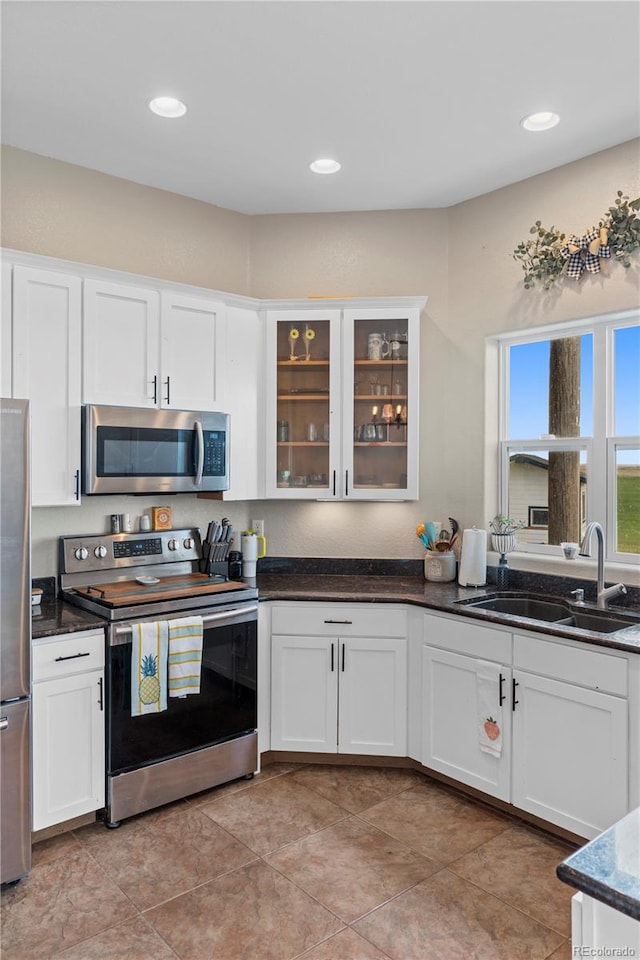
[59,528,259,827]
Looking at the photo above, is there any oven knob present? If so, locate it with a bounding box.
[94,545,108,559]
[168,538,179,551]
[74,547,89,561]
[183,537,193,549]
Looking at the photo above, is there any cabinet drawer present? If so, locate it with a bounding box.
[271,603,406,638]
[423,612,511,663]
[33,630,105,682]
[513,633,628,696]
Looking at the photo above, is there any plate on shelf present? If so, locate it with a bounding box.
[136,576,160,586]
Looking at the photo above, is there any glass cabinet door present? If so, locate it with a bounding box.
[344,310,419,499]
[270,313,338,497]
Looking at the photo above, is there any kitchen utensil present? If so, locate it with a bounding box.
[449,517,460,539]
[425,522,438,548]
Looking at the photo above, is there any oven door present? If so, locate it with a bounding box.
[107,605,257,776]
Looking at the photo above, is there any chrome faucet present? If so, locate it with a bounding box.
[578,521,627,609]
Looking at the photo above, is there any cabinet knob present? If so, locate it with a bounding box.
[74,547,89,561]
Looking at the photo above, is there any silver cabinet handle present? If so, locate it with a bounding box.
[0,717,8,731]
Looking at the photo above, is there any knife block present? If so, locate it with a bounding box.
[204,560,230,579]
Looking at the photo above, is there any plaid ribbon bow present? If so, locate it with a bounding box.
[561,229,611,279]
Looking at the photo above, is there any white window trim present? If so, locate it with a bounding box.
[495,308,639,570]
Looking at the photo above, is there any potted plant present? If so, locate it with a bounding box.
[489,514,524,556]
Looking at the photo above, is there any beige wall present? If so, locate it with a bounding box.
[2,139,639,575]
[1,146,251,294]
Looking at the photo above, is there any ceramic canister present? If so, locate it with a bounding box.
[424,551,456,582]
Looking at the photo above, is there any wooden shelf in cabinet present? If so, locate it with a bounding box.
[355,394,407,401]
[277,360,330,367]
[354,360,408,367]
[354,441,407,447]
[277,394,330,401]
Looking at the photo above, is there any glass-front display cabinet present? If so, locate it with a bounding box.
[264,300,423,499]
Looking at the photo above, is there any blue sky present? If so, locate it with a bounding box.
[509,328,640,448]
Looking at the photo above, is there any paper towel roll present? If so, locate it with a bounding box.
[458,528,487,586]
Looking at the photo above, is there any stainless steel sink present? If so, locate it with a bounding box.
[461,596,571,621]
[456,594,637,634]
[555,612,635,634]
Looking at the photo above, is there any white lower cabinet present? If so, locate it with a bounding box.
[572,892,640,954]
[32,630,105,831]
[421,611,631,839]
[512,635,629,838]
[422,645,511,801]
[270,603,407,756]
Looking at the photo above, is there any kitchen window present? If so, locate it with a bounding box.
[498,310,639,563]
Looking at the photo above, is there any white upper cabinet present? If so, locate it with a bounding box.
[12,266,82,506]
[83,280,225,412]
[160,292,225,412]
[264,299,423,500]
[83,279,160,408]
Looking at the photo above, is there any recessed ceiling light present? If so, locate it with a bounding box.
[310,158,341,175]
[148,96,187,119]
[521,111,560,132]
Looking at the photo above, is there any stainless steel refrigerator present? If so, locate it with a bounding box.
[1,398,31,885]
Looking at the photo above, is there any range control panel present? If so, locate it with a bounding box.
[60,529,202,574]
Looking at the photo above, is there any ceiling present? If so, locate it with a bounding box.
[2,1,639,216]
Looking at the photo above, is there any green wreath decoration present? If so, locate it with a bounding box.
[513,191,640,290]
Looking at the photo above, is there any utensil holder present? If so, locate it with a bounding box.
[424,550,456,582]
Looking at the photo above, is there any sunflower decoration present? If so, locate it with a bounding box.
[303,324,316,361]
[288,325,300,360]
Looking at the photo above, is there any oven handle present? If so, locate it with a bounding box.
[194,419,204,487]
[112,603,259,641]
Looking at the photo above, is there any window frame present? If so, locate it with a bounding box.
[497,308,639,566]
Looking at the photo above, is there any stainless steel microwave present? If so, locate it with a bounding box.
[82,405,230,495]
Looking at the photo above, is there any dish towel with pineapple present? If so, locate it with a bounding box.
[168,616,204,698]
[476,659,503,758]
[131,620,169,716]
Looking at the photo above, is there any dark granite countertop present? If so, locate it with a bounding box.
[31,596,105,640]
[256,573,640,655]
[557,807,640,922]
[31,566,640,653]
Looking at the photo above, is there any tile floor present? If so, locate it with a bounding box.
[1,763,576,960]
